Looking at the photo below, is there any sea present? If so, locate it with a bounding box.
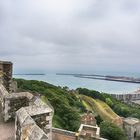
[14,71,140,94]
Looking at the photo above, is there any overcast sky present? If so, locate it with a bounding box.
[0,0,140,73]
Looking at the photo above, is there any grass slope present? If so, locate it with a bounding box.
[81,95,119,122]
[15,78,84,131]
[15,78,121,130]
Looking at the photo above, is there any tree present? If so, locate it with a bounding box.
[16,78,82,132]
[100,121,128,140]
[106,98,113,107]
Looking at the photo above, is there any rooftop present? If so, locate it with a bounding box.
[124,117,140,125]
[78,124,100,137]
[81,113,96,122]
[131,100,140,105]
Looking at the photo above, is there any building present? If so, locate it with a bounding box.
[123,117,140,140]
[110,89,140,102]
[110,91,140,107]
[81,113,96,126]
[78,124,107,140]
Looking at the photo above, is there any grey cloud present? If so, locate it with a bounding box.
[0,0,140,72]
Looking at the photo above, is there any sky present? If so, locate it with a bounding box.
[0,0,140,74]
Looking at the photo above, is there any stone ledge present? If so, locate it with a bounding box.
[16,107,49,140]
[5,92,33,100]
[52,127,76,137]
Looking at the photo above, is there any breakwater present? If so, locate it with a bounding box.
[56,73,140,84]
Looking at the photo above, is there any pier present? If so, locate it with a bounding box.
[57,73,140,84]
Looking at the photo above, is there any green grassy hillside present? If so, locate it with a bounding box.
[80,95,120,123]
[14,79,128,140]
[78,88,140,119]
[15,78,84,131]
[15,79,122,126]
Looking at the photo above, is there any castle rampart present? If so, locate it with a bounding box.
[0,60,107,140]
[0,61,13,92]
[0,83,54,140]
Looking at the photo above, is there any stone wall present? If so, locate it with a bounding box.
[78,124,107,140]
[0,83,9,101]
[23,99,53,140]
[52,125,108,140]
[0,60,108,140]
[16,107,49,140]
[11,80,18,93]
[123,118,140,140]
[52,128,77,140]
[0,83,107,140]
[0,61,12,92]
[15,105,53,140]
[0,84,9,120]
[15,97,53,140]
[2,91,33,122]
[0,83,54,140]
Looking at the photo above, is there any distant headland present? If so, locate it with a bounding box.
[14,73,45,75]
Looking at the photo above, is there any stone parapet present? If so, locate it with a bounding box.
[2,91,34,122]
[123,117,140,140]
[0,83,54,140]
[16,107,49,140]
[78,124,108,140]
[0,84,10,121]
[15,99,53,139]
[0,61,12,92]
[52,128,76,140]
[0,60,108,140]
[0,84,9,100]
[24,102,53,139]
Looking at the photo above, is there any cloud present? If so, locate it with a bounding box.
[0,0,140,73]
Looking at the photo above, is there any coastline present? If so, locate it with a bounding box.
[14,73,140,94]
[14,73,45,75]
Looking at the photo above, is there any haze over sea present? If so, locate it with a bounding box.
[14,71,140,94]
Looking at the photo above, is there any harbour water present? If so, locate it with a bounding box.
[14,72,140,94]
